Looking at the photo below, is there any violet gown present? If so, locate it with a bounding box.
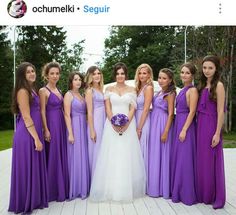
[136,85,151,176]
[67,93,90,199]
[171,85,197,205]
[196,88,225,209]
[87,89,106,178]
[9,92,48,214]
[45,87,69,202]
[147,91,173,198]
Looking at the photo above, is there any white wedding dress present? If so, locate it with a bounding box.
[90,91,146,202]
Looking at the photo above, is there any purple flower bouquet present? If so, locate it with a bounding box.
[111,113,129,135]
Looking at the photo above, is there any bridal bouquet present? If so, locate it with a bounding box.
[111,113,129,135]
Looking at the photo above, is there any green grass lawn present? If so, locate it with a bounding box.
[0,130,236,151]
[0,130,13,151]
[223,131,236,148]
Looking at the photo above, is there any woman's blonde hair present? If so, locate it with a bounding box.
[135,63,153,92]
[84,66,104,90]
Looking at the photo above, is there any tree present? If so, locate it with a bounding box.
[16,26,85,92]
[16,26,67,84]
[0,26,14,129]
[102,26,236,131]
[57,41,85,93]
[102,26,183,83]
[186,26,236,131]
[0,26,85,130]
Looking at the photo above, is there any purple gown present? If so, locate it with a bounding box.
[45,87,69,202]
[87,89,106,178]
[9,92,48,214]
[196,88,225,209]
[147,91,173,198]
[171,85,197,205]
[136,85,151,176]
[67,92,90,199]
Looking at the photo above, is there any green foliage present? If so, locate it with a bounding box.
[102,26,236,131]
[16,26,68,87]
[57,41,85,93]
[102,26,184,83]
[0,26,84,130]
[16,26,84,93]
[0,26,14,129]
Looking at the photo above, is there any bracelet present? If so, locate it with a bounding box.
[137,128,142,132]
[26,123,34,128]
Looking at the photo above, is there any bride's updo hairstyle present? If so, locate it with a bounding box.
[112,62,128,81]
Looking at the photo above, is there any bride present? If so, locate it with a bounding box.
[90,62,146,202]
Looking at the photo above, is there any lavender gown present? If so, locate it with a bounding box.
[136,85,151,176]
[9,92,48,214]
[196,88,225,209]
[87,89,106,178]
[147,91,173,198]
[171,85,197,205]
[45,87,69,202]
[67,93,90,199]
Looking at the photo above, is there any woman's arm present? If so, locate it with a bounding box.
[85,88,96,142]
[211,82,225,148]
[39,88,50,142]
[161,93,175,143]
[121,88,137,133]
[104,87,113,121]
[64,92,74,144]
[17,89,43,151]
[137,85,154,139]
[179,87,198,142]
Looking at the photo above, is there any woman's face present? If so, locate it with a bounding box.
[158,71,171,90]
[92,69,101,84]
[138,68,150,84]
[25,66,36,84]
[202,61,216,80]
[72,74,82,90]
[116,68,126,84]
[47,67,60,84]
[180,66,193,84]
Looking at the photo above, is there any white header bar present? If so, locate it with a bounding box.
[1,0,235,25]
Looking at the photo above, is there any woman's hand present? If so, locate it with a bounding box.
[136,128,142,139]
[179,129,186,142]
[211,133,220,148]
[121,123,130,134]
[112,124,121,133]
[90,130,97,143]
[161,131,168,143]
[34,138,43,151]
[44,129,51,142]
[68,133,75,144]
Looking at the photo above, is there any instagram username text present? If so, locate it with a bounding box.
[32,5,110,14]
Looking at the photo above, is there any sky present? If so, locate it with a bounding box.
[64,25,110,71]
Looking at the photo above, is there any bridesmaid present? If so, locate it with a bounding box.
[39,62,69,202]
[9,62,48,214]
[134,63,154,176]
[171,62,198,205]
[196,55,226,209]
[85,66,106,178]
[147,68,176,199]
[64,72,90,199]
